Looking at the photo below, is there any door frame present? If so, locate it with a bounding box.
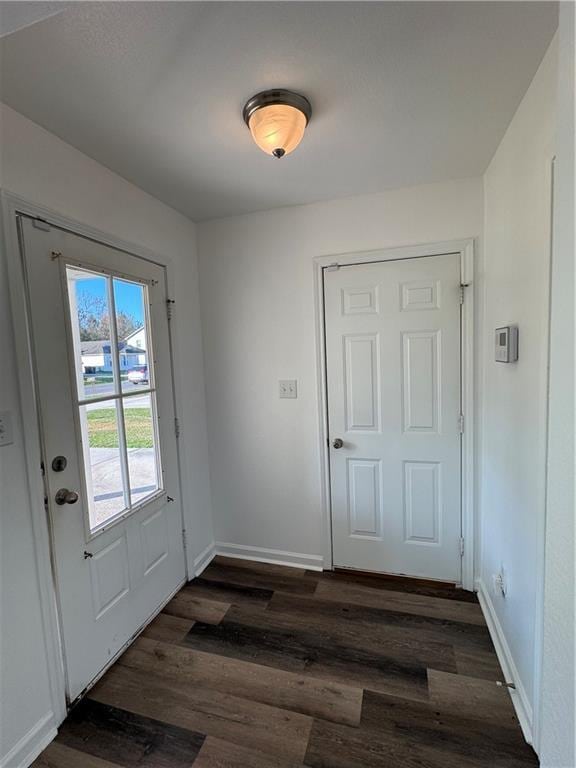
[1,190,191,723]
[313,238,475,590]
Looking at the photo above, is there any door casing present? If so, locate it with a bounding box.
[1,190,192,726]
[313,239,475,589]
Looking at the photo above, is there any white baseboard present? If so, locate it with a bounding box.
[1,712,57,768]
[214,542,323,571]
[193,541,216,576]
[476,578,533,745]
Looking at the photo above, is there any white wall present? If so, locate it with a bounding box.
[479,37,557,740]
[197,178,483,562]
[539,5,575,766]
[0,104,213,766]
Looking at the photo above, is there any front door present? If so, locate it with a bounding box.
[325,253,462,582]
[18,216,186,701]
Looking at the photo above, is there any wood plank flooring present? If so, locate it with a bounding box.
[34,556,538,768]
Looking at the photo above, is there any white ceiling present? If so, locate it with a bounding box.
[0,2,71,38]
[0,2,557,221]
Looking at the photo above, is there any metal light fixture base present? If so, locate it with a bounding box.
[242,89,312,126]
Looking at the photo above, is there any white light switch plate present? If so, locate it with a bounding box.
[279,380,297,399]
[0,411,14,446]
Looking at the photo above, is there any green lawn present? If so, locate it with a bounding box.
[84,374,128,387]
[87,408,153,448]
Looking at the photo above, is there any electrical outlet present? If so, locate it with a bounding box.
[279,380,297,399]
[493,568,507,598]
[0,411,14,446]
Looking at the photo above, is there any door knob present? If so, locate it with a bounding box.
[55,488,79,505]
[332,438,344,449]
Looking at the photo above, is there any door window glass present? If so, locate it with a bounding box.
[66,266,162,532]
[80,399,127,526]
[113,278,152,393]
[67,271,118,400]
[123,393,159,507]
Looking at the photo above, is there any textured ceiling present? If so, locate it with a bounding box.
[0,2,558,221]
[0,2,71,37]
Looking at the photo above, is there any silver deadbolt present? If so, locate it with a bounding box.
[332,438,344,449]
[55,488,79,505]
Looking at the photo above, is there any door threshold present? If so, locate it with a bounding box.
[333,566,459,589]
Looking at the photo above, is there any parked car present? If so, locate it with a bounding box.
[127,365,149,385]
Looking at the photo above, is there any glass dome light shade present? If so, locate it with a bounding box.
[248,103,308,158]
[243,90,311,159]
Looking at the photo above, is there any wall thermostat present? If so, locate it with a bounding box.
[495,326,518,363]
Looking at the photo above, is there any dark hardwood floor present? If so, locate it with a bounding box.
[33,557,538,767]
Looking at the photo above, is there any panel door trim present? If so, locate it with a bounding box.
[313,238,475,590]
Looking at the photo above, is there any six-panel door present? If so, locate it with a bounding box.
[325,253,462,581]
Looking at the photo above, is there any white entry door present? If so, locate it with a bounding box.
[325,253,462,582]
[19,216,186,701]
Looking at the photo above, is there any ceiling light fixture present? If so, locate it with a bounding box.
[243,89,312,159]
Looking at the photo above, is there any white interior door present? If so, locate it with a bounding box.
[325,253,462,582]
[19,216,186,701]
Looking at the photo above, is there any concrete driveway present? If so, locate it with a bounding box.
[85,394,151,412]
[88,446,158,527]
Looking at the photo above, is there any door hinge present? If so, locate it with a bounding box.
[174,417,181,438]
[166,299,175,320]
[459,537,465,557]
[324,263,340,272]
[32,218,51,232]
[460,283,471,304]
[458,414,465,434]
